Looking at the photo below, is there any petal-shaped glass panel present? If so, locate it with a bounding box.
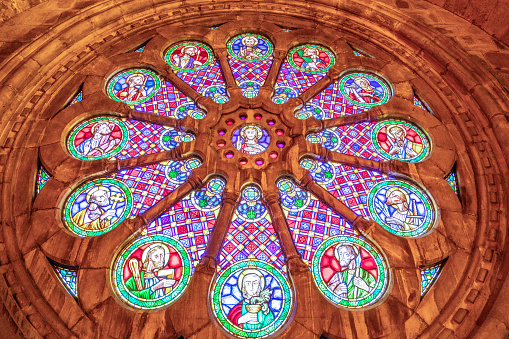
[306,119,431,163]
[36,164,50,195]
[446,170,459,195]
[414,94,433,114]
[301,159,437,237]
[420,258,447,298]
[67,116,194,161]
[338,73,391,108]
[165,42,229,103]
[227,34,274,98]
[211,186,293,339]
[63,158,201,236]
[50,261,78,300]
[107,69,161,105]
[273,44,335,104]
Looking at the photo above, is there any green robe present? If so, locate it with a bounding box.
[330,268,376,299]
[125,271,159,299]
[241,300,275,330]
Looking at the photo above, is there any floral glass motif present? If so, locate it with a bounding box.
[414,94,433,114]
[63,159,201,237]
[132,80,206,119]
[227,34,274,98]
[446,171,459,195]
[372,120,430,163]
[67,117,195,161]
[339,73,391,107]
[51,263,78,299]
[107,69,160,105]
[420,260,446,297]
[312,235,389,309]
[144,178,225,267]
[295,80,367,119]
[165,42,229,103]
[368,180,436,237]
[232,125,270,155]
[36,165,50,194]
[273,45,335,104]
[213,186,291,338]
[112,234,192,309]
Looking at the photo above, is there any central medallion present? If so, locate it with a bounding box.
[232,125,270,155]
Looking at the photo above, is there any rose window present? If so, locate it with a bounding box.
[35,24,459,339]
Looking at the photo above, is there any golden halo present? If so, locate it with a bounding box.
[387,124,407,139]
[385,186,410,204]
[141,242,171,267]
[85,185,111,203]
[334,243,359,262]
[181,45,198,55]
[237,268,265,291]
[240,125,263,139]
[241,35,259,46]
[126,73,145,84]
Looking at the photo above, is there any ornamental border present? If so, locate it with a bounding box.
[106,69,161,105]
[227,33,274,62]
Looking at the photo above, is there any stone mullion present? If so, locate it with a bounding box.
[214,48,238,90]
[128,109,180,128]
[199,190,239,270]
[298,75,332,104]
[263,192,304,267]
[158,67,205,104]
[263,50,286,89]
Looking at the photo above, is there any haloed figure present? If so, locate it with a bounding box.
[347,76,383,104]
[76,122,120,157]
[116,73,148,102]
[297,47,327,71]
[172,45,203,69]
[227,269,274,330]
[237,126,266,154]
[238,36,263,59]
[327,244,376,300]
[384,187,424,231]
[387,125,419,160]
[71,186,117,231]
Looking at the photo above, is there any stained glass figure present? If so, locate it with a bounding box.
[277,178,358,266]
[232,125,270,155]
[67,89,82,107]
[107,69,160,105]
[133,79,206,119]
[368,180,436,237]
[165,42,229,103]
[227,34,274,98]
[339,73,391,107]
[372,120,430,163]
[295,80,366,119]
[67,117,195,161]
[212,186,292,337]
[63,159,201,236]
[414,94,433,114]
[446,170,459,195]
[312,235,389,309]
[420,259,446,297]
[36,165,50,194]
[145,178,225,267]
[273,45,335,104]
[51,261,78,299]
[112,234,192,309]
[63,178,133,237]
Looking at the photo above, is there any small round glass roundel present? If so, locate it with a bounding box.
[107,69,160,105]
[232,125,270,155]
[288,44,335,74]
[368,179,437,237]
[67,117,128,161]
[372,120,431,163]
[210,260,293,338]
[112,234,192,310]
[227,34,273,61]
[165,42,213,72]
[339,73,391,107]
[312,235,390,309]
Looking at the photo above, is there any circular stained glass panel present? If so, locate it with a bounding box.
[112,234,192,309]
[107,69,160,105]
[210,260,293,338]
[312,235,390,309]
[165,42,213,72]
[288,44,335,74]
[372,120,431,163]
[232,125,270,155]
[339,73,391,107]
[227,34,273,61]
[67,117,128,161]
[368,180,437,237]
[63,178,133,237]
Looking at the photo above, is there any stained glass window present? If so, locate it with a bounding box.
[420,259,447,297]
[211,186,292,338]
[67,88,82,107]
[135,45,146,52]
[165,42,229,103]
[227,34,274,98]
[446,170,459,195]
[36,164,50,194]
[50,260,78,299]
[414,93,433,114]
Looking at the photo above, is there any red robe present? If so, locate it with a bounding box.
[227,301,244,328]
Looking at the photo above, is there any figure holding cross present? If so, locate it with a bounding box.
[71,186,122,231]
